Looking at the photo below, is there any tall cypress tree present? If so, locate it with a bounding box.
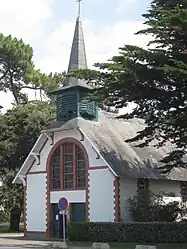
[75,0,187,172]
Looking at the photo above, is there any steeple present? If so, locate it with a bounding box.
[63,11,88,88]
[50,1,98,123]
[58,0,90,89]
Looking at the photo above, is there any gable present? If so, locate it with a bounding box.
[13,110,187,185]
[13,125,115,184]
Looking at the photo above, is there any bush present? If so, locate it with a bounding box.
[128,191,182,222]
[68,222,187,243]
[0,210,9,223]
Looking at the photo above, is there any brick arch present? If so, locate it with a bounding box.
[46,137,89,238]
[46,137,89,171]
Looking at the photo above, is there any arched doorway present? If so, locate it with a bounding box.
[46,138,89,238]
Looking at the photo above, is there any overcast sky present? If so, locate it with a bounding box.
[0,0,151,111]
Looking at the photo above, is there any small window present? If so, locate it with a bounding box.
[52,148,60,190]
[137,179,149,209]
[180,182,187,208]
[64,143,74,189]
[76,147,86,188]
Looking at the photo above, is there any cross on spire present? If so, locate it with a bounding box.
[76,0,82,18]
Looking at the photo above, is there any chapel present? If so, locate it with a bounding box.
[13,3,187,240]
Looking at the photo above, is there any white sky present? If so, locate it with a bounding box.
[0,0,151,113]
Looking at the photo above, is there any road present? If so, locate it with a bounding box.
[0,236,51,249]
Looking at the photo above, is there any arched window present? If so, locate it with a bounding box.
[51,142,86,190]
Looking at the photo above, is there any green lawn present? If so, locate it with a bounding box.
[69,242,187,249]
[0,223,186,249]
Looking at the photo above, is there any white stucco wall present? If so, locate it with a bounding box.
[26,174,47,232]
[50,190,86,203]
[30,129,108,173]
[89,168,115,222]
[120,178,137,222]
[120,178,181,222]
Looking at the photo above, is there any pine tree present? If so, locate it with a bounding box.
[75,0,187,172]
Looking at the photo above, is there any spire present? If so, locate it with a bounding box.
[77,0,82,20]
[63,0,89,88]
[67,18,87,73]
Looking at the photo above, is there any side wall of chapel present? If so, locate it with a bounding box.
[120,178,181,222]
[26,129,116,234]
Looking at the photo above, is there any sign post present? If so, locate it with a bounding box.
[58,197,69,242]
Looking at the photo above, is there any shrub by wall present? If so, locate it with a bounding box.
[68,222,187,243]
[0,210,9,223]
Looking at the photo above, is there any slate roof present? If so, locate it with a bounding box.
[43,110,187,182]
[13,110,187,184]
[50,17,90,95]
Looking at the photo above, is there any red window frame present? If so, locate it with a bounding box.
[50,142,86,191]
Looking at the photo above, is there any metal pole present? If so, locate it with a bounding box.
[63,212,66,242]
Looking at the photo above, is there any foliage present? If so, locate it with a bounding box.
[0,34,65,105]
[68,222,187,243]
[0,101,55,230]
[0,210,9,223]
[128,191,182,222]
[73,0,187,172]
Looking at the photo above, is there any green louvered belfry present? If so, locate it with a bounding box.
[55,87,98,122]
[50,16,98,123]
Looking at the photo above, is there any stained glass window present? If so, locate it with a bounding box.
[52,148,60,190]
[51,142,86,191]
[76,147,86,188]
[64,143,74,189]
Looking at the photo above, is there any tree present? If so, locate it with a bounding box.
[0,34,65,105]
[74,0,187,172]
[0,101,55,231]
[128,191,182,222]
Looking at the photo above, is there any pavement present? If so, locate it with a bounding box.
[0,236,90,249]
[0,235,51,249]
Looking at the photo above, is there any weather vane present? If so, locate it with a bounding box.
[76,0,82,18]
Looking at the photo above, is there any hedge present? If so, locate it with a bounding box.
[68,222,187,243]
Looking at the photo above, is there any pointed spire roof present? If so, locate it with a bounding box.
[62,14,90,89]
[50,1,91,94]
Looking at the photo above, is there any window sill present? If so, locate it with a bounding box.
[50,188,86,192]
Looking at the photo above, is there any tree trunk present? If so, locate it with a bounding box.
[9,208,22,232]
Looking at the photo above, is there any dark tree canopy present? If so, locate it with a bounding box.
[74,0,187,172]
[0,101,55,230]
[0,34,65,105]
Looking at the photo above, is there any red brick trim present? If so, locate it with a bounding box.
[46,170,51,239]
[25,231,46,236]
[27,171,47,175]
[45,174,48,238]
[88,166,108,170]
[46,137,89,238]
[73,144,77,188]
[86,171,90,222]
[113,177,120,222]
[24,183,27,237]
[60,145,64,190]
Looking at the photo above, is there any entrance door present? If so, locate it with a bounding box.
[71,203,86,222]
[51,203,59,239]
[51,202,86,238]
[51,203,68,239]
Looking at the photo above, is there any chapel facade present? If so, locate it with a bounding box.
[13,7,187,240]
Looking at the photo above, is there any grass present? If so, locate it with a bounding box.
[0,223,186,248]
[68,241,187,249]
